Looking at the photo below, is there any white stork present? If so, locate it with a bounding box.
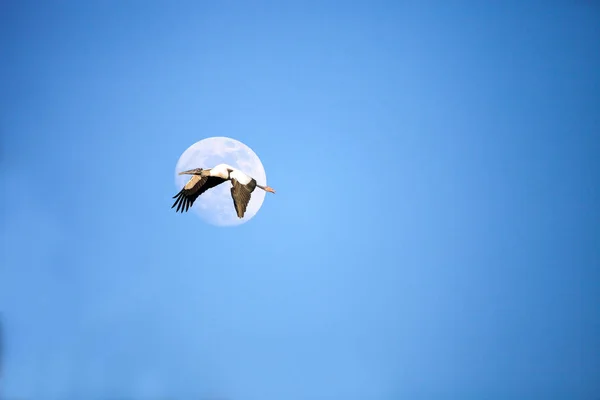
[172,163,275,218]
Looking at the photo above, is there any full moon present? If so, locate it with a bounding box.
[174,137,268,227]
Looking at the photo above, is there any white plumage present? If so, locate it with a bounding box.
[209,164,253,185]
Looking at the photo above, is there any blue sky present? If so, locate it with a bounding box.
[1,1,599,399]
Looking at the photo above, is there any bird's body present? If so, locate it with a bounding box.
[172,163,275,218]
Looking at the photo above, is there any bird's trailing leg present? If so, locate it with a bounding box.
[257,184,276,193]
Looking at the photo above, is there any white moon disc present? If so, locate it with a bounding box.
[174,137,268,227]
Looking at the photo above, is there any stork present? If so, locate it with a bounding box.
[172,163,275,218]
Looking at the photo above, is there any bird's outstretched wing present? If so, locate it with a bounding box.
[172,175,226,213]
[230,178,256,218]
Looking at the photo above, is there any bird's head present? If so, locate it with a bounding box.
[178,168,207,176]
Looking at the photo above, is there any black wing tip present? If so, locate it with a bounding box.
[172,188,184,199]
[172,191,195,213]
[172,192,183,213]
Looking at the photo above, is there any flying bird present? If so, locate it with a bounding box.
[172,163,275,218]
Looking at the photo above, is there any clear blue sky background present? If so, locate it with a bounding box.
[1,1,599,399]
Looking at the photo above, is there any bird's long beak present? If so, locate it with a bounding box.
[178,168,203,175]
